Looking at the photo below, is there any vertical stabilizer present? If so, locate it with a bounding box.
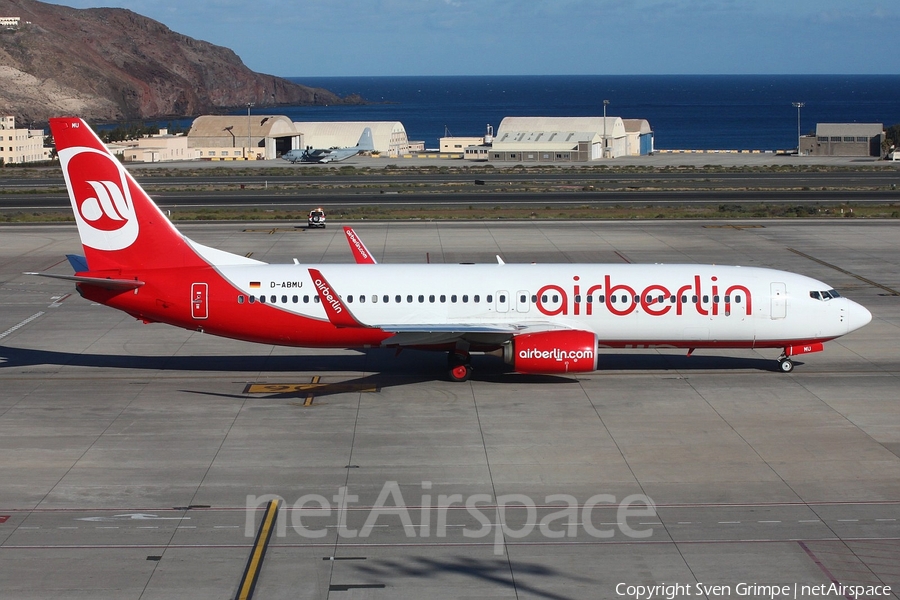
[50,117,205,272]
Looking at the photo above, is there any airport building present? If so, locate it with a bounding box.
[187,115,301,160]
[799,123,885,157]
[293,121,410,157]
[0,116,50,164]
[123,129,192,163]
[488,116,648,162]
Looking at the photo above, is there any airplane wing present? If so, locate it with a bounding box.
[343,227,378,264]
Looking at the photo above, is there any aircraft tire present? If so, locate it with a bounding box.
[449,363,473,382]
[778,358,794,373]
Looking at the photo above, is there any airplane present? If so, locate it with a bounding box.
[282,127,374,163]
[31,117,872,382]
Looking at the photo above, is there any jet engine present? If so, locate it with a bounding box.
[502,330,598,374]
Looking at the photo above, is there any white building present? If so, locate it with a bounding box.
[123,129,194,163]
[0,116,50,165]
[489,116,629,162]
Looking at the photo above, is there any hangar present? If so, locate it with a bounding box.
[187,115,301,160]
[293,121,410,157]
[488,116,636,162]
[799,123,885,157]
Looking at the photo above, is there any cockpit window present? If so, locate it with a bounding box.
[810,289,842,301]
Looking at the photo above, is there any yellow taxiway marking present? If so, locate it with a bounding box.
[244,377,378,407]
[243,382,377,395]
[236,498,279,600]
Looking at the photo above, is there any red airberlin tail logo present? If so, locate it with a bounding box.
[59,146,139,251]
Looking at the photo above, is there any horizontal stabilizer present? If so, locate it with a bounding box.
[25,272,145,290]
[66,254,89,272]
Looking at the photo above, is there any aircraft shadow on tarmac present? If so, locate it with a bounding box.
[0,345,788,390]
[344,555,594,600]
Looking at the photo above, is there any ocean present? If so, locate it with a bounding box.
[281,75,900,152]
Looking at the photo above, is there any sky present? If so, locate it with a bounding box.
[49,0,899,77]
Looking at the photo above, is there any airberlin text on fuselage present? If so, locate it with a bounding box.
[313,278,343,313]
[536,275,752,318]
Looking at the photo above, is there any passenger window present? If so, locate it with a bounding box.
[292,295,298,303]
[702,295,709,303]
[429,295,435,303]
[681,295,688,303]
[384,295,390,303]
[314,296,320,303]
[692,295,698,303]
[713,295,719,303]
[670,295,676,303]
[451,295,457,303]
[463,295,469,303]
[542,295,548,303]
[418,295,424,303]
[658,295,664,303]
[259,296,266,304]
[520,294,527,303]
[359,295,366,303]
[610,296,617,304]
[551,295,558,303]
[586,295,593,303]
[499,294,506,303]
[724,296,730,303]
[303,295,309,303]
[281,295,288,303]
[487,295,493,303]
[238,295,245,304]
[622,295,628,303]
[347,295,353,303]
[407,295,413,303]
[249,295,256,303]
[734,295,741,303]
[440,295,446,303]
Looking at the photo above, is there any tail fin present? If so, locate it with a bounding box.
[50,117,206,273]
[356,127,374,152]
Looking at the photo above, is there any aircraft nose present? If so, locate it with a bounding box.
[846,300,872,333]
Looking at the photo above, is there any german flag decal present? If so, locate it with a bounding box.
[249,281,261,289]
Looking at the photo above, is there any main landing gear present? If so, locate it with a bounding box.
[777,356,795,373]
[448,350,473,382]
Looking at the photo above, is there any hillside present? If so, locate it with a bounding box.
[0,0,352,124]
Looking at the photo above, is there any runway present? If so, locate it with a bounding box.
[1,220,898,599]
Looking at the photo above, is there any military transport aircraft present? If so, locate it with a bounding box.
[31,118,871,382]
[282,127,374,163]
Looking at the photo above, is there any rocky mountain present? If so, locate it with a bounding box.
[0,0,354,124]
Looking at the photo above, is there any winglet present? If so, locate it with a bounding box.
[343,227,377,264]
[308,268,366,328]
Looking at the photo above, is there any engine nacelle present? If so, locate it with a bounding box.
[503,330,598,374]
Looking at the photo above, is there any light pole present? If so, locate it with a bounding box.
[792,102,804,155]
[602,99,610,158]
[246,102,255,160]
